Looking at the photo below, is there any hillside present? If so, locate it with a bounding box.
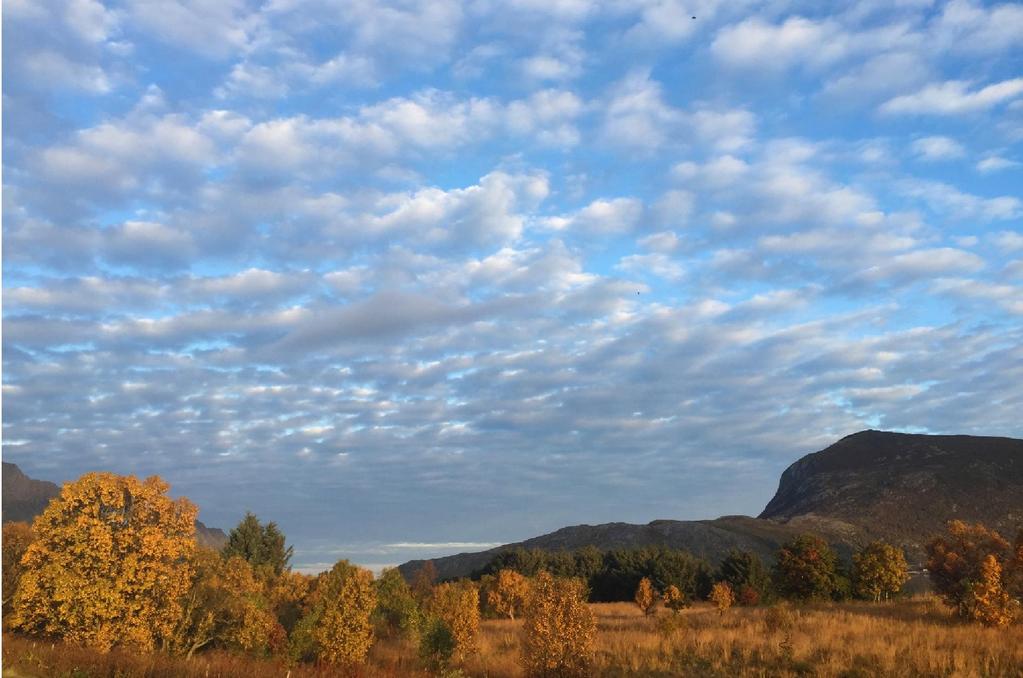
[401,430,1022,579]
[1,461,229,550]
[760,429,1023,558]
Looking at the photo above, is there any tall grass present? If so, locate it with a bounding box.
[5,596,1023,677]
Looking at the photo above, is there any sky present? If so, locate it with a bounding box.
[2,0,1022,573]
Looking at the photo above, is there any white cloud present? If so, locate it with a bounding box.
[880,78,1023,115]
[546,197,645,235]
[711,17,849,71]
[911,135,965,161]
[976,156,1021,173]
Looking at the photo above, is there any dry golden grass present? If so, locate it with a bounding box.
[6,596,1023,677]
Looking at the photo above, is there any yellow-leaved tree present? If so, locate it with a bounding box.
[634,576,656,616]
[852,541,909,602]
[487,569,531,620]
[429,580,481,661]
[170,549,285,658]
[311,560,377,667]
[969,555,1019,628]
[2,521,34,614]
[710,581,735,615]
[10,472,197,652]
[521,572,595,678]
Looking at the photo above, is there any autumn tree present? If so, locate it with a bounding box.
[926,520,1020,624]
[10,473,196,652]
[852,541,909,602]
[709,581,735,615]
[634,576,657,616]
[375,567,423,639]
[716,549,771,605]
[661,584,687,614]
[428,580,480,661]
[170,549,285,658]
[222,512,293,576]
[2,521,34,614]
[487,569,531,620]
[521,572,596,678]
[295,560,377,667]
[772,534,840,601]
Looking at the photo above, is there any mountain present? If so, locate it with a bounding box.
[1,462,228,550]
[760,429,1023,559]
[400,430,1022,579]
[2,462,61,523]
[399,514,860,581]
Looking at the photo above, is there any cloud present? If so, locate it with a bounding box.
[976,156,1020,173]
[911,136,966,161]
[880,78,1023,115]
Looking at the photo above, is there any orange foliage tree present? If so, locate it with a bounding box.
[486,569,531,620]
[311,560,377,667]
[926,520,1018,623]
[521,572,595,678]
[709,581,735,615]
[634,576,657,616]
[661,584,687,614]
[2,521,34,613]
[170,549,285,658]
[969,555,1019,627]
[10,473,197,652]
[429,580,480,661]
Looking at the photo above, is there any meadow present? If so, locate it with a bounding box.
[5,596,1023,678]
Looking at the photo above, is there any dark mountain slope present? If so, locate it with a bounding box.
[760,430,1023,556]
[2,462,228,550]
[2,461,60,523]
[401,430,1022,579]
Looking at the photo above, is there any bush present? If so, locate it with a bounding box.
[521,572,595,678]
[709,582,735,615]
[419,616,457,673]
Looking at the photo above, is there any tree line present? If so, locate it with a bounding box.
[2,470,1022,677]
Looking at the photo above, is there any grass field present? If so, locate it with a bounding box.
[5,596,1023,677]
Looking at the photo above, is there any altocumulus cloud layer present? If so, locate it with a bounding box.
[3,0,1022,570]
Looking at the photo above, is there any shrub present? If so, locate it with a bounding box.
[661,584,688,613]
[736,585,761,606]
[709,581,735,615]
[521,572,595,678]
[419,616,457,673]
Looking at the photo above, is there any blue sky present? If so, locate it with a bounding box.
[3,0,1022,572]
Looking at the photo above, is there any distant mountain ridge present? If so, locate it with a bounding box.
[399,430,1023,579]
[1,461,229,550]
